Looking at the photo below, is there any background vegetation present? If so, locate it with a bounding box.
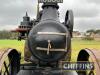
[0,31,18,39]
[0,39,100,62]
[0,30,100,61]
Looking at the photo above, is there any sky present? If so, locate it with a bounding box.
[0,0,100,32]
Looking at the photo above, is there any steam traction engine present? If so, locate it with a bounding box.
[0,1,100,75]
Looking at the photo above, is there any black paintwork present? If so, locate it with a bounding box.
[17,2,76,75]
[27,2,71,63]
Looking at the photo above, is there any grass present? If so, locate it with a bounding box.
[0,40,25,58]
[71,38,100,61]
[0,40,25,49]
[0,39,100,62]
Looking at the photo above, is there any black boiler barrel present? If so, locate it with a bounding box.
[28,20,69,62]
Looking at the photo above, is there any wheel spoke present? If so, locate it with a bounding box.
[0,69,2,75]
[0,48,20,75]
[4,62,9,75]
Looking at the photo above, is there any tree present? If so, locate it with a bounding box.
[95,30,100,34]
[0,30,18,39]
[84,29,100,40]
[86,29,95,34]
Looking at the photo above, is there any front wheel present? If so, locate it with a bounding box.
[0,48,20,75]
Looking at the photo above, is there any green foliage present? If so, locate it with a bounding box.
[85,29,100,41]
[82,36,94,40]
[86,29,95,33]
[0,39,100,62]
[71,38,100,61]
[0,40,25,59]
[86,29,100,34]
[0,31,18,39]
[95,30,100,34]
